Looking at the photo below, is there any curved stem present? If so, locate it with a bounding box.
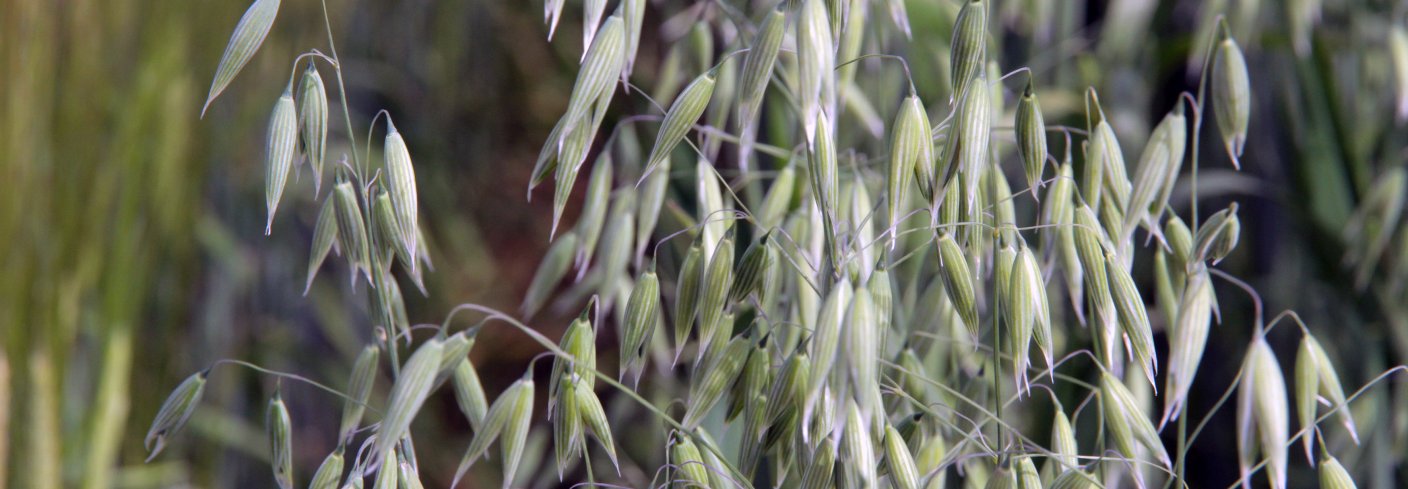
[210,359,380,414]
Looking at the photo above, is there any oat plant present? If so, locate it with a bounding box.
[148,1,1408,488]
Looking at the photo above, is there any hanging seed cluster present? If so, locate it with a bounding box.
[145,0,1406,488]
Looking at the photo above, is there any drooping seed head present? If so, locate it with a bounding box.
[883,423,920,489]
[888,93,931,244]
[332,181,371,285]
[738,8,786,132]
[264,87,298,235]
[1319,454,1358,489]
[695,229,736,362]
[936,233,979,340]
[1296,332,1357,465]
[949,0,987,99]
[730,233,772,303]
[298,65,328,193]
[645,71,716,181]
[621,268,661,381]
[1163,265,1215,426]
[1106,250,1157,388]
[669,433,711,488]
[372,337,445,468]
[1164,214,1193,270]
[1101,371,1172,468]
[451,358,488,432]
[796,0,835,147]
[561,16,626,149]
[305,196,340,294]
[339,345,380,444]
[1237,338,1289,489]
[266,390,293,489]
[203,0,281,116]
[521,232,579,318]
[1015,79,1048,194]
[383,119,419,264]
[1213,34,1251,167]
[145,370,208,461]
[674,237,705,352]
[839,400,878,488]
[308,446,345,489]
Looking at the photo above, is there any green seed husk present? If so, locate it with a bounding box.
[1073,204,1118,364]
[684,335,750,428]
[1106,250,1157,388]
[883,423,920,489]
[621,268,661,381]
[799,436,837,489]
[674,236,706,354]
[451,358,488,432]
[1100,371,1171,468]
[621,0,646,80]
[560,16,625,150]
[806,278,851,411]
[552,376,584,478]
[575,155,614,268]
[949,0,987,99]
[573,375,620,471]
[758,163,797,232]
[695,229,736,362]
[305,195,340,295]
[298,65,328,193]
[644,71,716,182]
[730,233,772,303]
[453,378,534,488]
[1295,334,1357,464]
[339,345,379,444]
[1212,35,1250,167]
[332,181,371,285]
[1123,107,1185,244]
[1047,470,1100,489]
[809,111,842,271]
[729,337,771,423]
[1163,265,1215,426]
[1236,338,1289,489]
[265,86,298,235]
[942,76,992,212]
[1193,203,1239,264]
[1319,454,1358,489]
[529,116,566,193]
[521,231,579,318]
[636,155,670,261]
[840,400,878,488]
[669,433,711,488]
[1164,214,1193,271]
[796,0,834,147]
[738,8,786,132]
[937,232,979,340]
[383,119,419,264]
[372,337,445,468]
[144,370,208,461]
[308,446,345,489]
[267,391,293,489]
[888,93,932,244]
[1015,79,1048,194]
[203,0,281,116]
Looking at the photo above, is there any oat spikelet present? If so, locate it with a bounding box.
[264,87,297,235]
[203,0,281,116]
